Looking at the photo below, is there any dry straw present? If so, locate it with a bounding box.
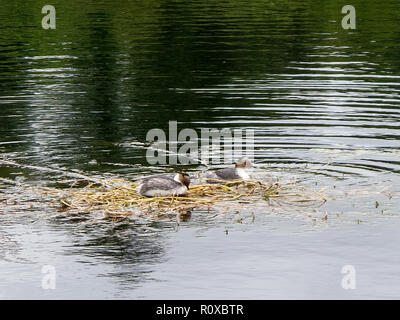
[46,178,327,218]
[1,156,328,220]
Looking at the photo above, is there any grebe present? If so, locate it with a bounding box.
[136,173,190,197]
[205,157,252,183]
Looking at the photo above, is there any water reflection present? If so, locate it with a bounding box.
[57,219,170,284]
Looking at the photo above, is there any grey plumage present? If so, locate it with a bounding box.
[136,173,190,197]
[139,176,183,192]
[204,157,252,183]
[210,168,241,180]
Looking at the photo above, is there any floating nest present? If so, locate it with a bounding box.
[45,178,327,219]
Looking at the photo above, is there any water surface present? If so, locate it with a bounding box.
[1,0,400,299]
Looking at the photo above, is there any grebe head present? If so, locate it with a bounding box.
[234,157,252,168]
[174,173,191,189]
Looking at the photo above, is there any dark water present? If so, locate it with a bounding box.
[1,0,400,299]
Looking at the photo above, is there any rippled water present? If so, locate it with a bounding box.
[1,0,400,299]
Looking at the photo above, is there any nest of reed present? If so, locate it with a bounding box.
[50,178,327,219]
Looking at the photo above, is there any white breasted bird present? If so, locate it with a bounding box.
[136,173,190,197]
[205,157,252,183]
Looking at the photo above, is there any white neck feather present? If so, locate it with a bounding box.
[236,168,249,180]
